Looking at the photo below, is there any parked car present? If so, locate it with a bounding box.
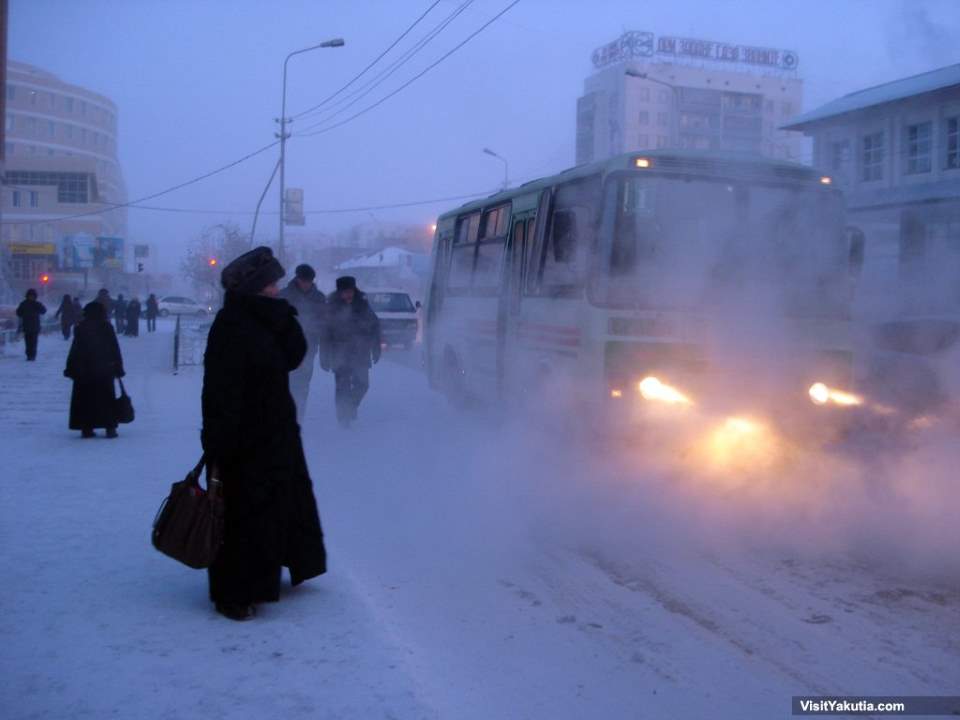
[157,296,210,317]
[366,290,420,350]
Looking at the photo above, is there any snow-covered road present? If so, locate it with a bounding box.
[1,323,957,719]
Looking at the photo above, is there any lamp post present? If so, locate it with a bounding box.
[625,68,679,149]
[482,147,509,190]
[277,37,345,265]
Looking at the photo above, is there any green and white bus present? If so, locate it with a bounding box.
[424,150,863,436]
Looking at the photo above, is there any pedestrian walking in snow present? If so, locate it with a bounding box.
[54,294,78,340]
[16,289,47,361]
[125,297,141,337]
[145,294,159,333]
[279,264,326,423]
[322,276,381,428]
[64,302,125,439]
[113,294,127,336]
[201,246,326,622]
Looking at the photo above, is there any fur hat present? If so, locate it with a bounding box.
[294,264,316,282]
[335,275,357,292]
[221,246,285,294]
[25,288,37,299]
[83,301,107,321]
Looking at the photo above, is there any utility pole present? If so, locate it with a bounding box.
[276,38,344,266]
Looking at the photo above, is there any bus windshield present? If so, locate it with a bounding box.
[594,174,851,317]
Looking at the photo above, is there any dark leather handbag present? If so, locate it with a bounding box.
[151,456,224,569]
[115,378,135,424]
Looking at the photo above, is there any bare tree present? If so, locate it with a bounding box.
[180,223,253,305]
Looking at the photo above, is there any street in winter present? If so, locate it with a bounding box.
[1,2,959,719]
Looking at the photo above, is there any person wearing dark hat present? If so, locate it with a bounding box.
[322,275,381,428]
[64,301,125,438]
[125,296,142,337]
[279,263,327,423]
[54,293,79,340]
[16,288,47,361]
[201,246,326,621]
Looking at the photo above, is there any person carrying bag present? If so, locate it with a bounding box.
[152,457,224,569]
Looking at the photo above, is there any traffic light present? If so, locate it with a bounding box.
[209,258,218,267]
[137,263,144,273]
[40,273,50,285]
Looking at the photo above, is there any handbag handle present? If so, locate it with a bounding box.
[117,377,127,395]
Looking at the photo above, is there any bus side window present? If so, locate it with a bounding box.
[447,211,481,292]
[539,177,600,296]
[475,204,510,290]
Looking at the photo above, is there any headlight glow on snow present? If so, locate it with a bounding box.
[703,416,781,470]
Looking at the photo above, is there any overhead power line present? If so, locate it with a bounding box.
[0,141,279,226]
[295,0,474,129]
[291,0,443,121]
[295,0,521,139]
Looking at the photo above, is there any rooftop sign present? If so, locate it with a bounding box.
[591,31,798,72]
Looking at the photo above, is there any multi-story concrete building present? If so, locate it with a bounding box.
[576,31,804,165]
[1,60,127,296]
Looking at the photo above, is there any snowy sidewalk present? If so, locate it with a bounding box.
[0,325,433,720]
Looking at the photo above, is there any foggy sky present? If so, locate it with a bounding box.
[9,0,960,273]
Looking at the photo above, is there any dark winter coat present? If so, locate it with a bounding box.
[279,281,326,351]
[54,296,78,327]
[125,300,141,335]
[95,291,113,315]
[323,292,381,370]
[201,291,326,604]
[145,296,159,320]
[114,298,127,320]
[16,298,47,335]
[65,304,125,430]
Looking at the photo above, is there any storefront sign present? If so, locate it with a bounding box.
[592,31,798,71]
[9,243,56,255]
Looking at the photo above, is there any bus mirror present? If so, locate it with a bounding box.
[846,225,865,279]
[415,301,422,310]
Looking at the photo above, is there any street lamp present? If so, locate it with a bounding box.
[482,147,509,190]
[277,37,345,265]
[625,68,679,149]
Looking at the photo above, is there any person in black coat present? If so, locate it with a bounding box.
[201,246,326,621]
[15,288,47,361]
[145,294,159,333]
[125,297,141,337]
[322,276,381,427]
[95,288,112,316]
[64,302,125,438]
[54,294,78,340]
[113,294,127,335]
[278,264,327,423]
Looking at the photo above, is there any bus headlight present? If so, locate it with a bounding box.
[638,376,693,405]
[808,382,862,407]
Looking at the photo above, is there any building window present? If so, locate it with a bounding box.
[65,97,74,113]
[905,121,932,174]
[25,117,36,134]
[638,87,650,101]
[657,89,670,103]
[4,142,12,156]
[638,134,649,148]
[65,124,74,139]
[47,120,56,137]
[862,131,884,182]
[29,191,39,208]
[80,128,87,144]
[4,114,12,132]
[781,101,793,116]
[656,135,669,148]
[638,110,649,125]
[657,112,669,127]
[11,190,21,207]
[945,117,959,170]
[28,90,37,105]
[5,85,14,101]
[830,139,851,170]
[79,100,86,116]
